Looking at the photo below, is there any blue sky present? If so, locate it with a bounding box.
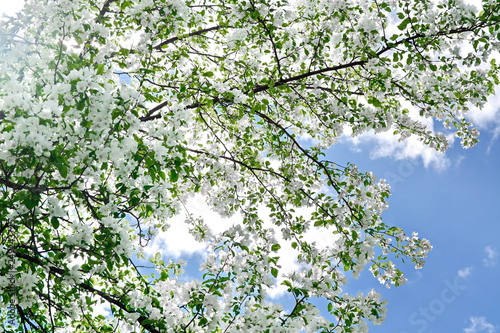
[144,110,500,333]
[332,127,500,333]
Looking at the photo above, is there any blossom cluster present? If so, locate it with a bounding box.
[0,0,498,331]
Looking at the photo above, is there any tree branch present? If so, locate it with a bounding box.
[0,177,72,193]
[153,25,229,51]
[13,251,162,333]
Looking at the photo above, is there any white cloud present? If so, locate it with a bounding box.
[344,130,451,171]
[337,75,500,170]
[143,193,342,299]
[467,77,500,154]
[489,127,500,154]
[143,194,235,259]
[457,266,473,278]
[340,98,454,171]
[483,246,498,267]
[266,220,342,299]
[405,270,423,284]
[464,316,496,333]
[93,298,112,317]
[0,1,24,17]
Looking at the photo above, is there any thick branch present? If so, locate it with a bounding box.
[140,21,497,127]
[98,0,119,22]
[13,251,161,333]
[0,177,71,193]
[153,25,228,51]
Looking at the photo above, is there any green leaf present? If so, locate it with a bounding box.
[368,96,382,107]
[271,267,278,278]
[397,18,410,31]
[96,63,105,75]
[170,169,179,182]
[271,244,281,252]
[50,217,60,229]
[56,162,68,178]
[76,98,86,110]
[23,197,39,210]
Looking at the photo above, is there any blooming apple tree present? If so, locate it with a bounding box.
[0,0,499,331]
